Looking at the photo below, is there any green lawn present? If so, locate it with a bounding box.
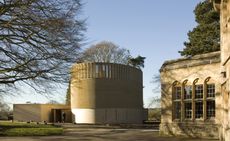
[0,121,63,136]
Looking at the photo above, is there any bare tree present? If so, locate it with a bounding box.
[46,100,60,104]
[152,74,161,93]
[0,96,11,119]
[0,0,86,94]
[147,74,161,108]
[79,41,130,64]
[147,96,161,108]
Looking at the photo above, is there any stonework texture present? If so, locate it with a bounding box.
[161,0,230,139]
[212,0,230,140]
[160,51,221,139]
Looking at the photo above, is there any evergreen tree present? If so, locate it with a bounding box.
[179,0,220,56]
[128,55,146,69]
[65,82,71,105]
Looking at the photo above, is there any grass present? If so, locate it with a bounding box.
[2,128,63,136]
[0,121,63,136]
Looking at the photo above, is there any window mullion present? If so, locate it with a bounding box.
[203,83,207,121]
[172,86,175,120]
[192,83,195,121]
[181,84,184,121]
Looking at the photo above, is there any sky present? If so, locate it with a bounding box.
[5,0,202,108]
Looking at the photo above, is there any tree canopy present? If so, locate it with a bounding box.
[0,0,85,93]
[79,41,146,69]
[179,0,220,56]
[79,41,130,64]
[128,55,146,69]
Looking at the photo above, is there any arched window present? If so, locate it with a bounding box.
[194,78,203,119]
[205,77,215,119]
[183,80,192,120]
[172,81,181,120]
[172,77,216,121]
[184,85,192,99]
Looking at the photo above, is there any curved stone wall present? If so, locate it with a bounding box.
[71,63,142,81]
[70,63,144,124]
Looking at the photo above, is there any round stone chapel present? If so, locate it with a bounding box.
[70,62,145,124]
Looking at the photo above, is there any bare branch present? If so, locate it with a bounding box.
[80,41,130,64]
[0,0,86,94]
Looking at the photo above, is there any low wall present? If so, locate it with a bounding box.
[160,122,220,139]
[13,104,71,122]
[14,104,41,122]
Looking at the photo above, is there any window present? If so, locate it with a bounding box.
[184,102,192,119]
[207,84,215,98]
[184,86,192,99]
[173,86,181,120]
[195,101,203,119]
[174,102,181,119]
[172,81,216,121]
[207,101,215,118]
[174,87,181,100]
[195,85,203,99]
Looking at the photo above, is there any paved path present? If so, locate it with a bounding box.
[0,128,218,141]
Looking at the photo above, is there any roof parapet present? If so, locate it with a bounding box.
[160,51,220,72]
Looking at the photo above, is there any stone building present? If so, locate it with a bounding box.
[160,0,230,140]
[71,62,146,124]
[160,51,221,138]
[211,0,230,140]
[14,62,146,124]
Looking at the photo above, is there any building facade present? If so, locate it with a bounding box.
[70,62,146,124]
[212,0,230,140]
[14,104,71,123]
[160,52,221,138]
[160,1,230,140]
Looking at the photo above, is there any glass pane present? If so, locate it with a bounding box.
[184,102,192,119]
[207,84,215,98]
[174,87,181,100]
[184,86,192,99]
[195,85,203,99]
[174,102,181,119]
[207,101,215,118]
[195,101,203,119]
